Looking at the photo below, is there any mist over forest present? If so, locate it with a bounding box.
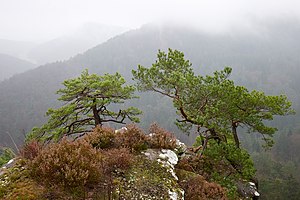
[1,19,300,144]
[1,1,300,199]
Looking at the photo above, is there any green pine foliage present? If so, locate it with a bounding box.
[133,48,294,148]
[0,148,15,167]
[132,48,295,198]
[27,69,141,141]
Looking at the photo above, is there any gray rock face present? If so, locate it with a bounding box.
[142,148,184,199]
[0,158,15,176]
[1,158,15,169]
[237,181,260,199]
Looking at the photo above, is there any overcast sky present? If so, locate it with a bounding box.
[0,0,299,42]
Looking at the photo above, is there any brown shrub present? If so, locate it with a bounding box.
[147,123,177,149]
[101,148,134,173]
[29,138,102,188]
[176,157,197,172]
[176,156,206,176]
[84,126,116,149]
[84,124,178,152]
[84,125,147,152]
[19,140,43,160]
[5,179,45,200]
[181,175,227,200]
[115,124,147,152]
[97,148,134,199]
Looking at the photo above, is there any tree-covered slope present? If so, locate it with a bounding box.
[0,20,300,148]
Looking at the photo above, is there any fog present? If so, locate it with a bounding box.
[1,2,300,197]
[1,0,300,42]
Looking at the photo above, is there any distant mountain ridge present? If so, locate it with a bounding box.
[0,39,37,61]
[27,23,129,65]
[0,23,128,66]
[0,53,36,81]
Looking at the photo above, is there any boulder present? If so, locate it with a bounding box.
[237,180,260,199]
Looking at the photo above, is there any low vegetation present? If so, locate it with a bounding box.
[0,124,262,199]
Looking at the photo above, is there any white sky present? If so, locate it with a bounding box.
[0,0,299,41]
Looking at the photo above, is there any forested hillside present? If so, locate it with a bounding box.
[1,20,300,146]
[0,19,300,198]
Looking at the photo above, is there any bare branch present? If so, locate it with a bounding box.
[151,87,177,99]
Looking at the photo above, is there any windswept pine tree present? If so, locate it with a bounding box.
[28,70,141,141]
[133,49,294,149]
